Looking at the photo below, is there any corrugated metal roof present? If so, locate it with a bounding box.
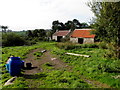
[53,30,70,36]
[71,29,95,38]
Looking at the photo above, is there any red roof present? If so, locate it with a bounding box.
[53,30,70,36]
[71,29,95,38]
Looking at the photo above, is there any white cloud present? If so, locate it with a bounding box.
[0,0,94,31]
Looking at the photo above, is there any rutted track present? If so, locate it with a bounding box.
[23,48,111,88]
[23,48,71,74]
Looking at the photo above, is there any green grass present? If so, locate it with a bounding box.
[33,51,43,57]
[33,51,43,60]
[24,70,90,88]
[1,43,43,87]
[1,42,120,88]
[42,62,55,71]
[53,48,120,88]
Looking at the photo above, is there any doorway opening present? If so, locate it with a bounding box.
[78,38,83,44]
[57,36,62,42]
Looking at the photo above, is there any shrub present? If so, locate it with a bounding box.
[78,43,99,48]
[2,32,26,46]
[60,37,70,42]
[97,42,108,49]
[104,42,120,59]
[56,42,100,50]
[56,42,76,50]
[25,40,36,45]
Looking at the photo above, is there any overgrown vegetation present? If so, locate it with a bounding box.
[1,1,120,89]
[88,2,120,59]
[53,43,120,88]
[56,42,108,50]
[1,42,120,88]
[1,27,51,47]
[2,32,26,46]
[1,43,43,88]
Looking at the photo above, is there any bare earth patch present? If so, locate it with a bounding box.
[23,48,111,88]
[23,48,70,75]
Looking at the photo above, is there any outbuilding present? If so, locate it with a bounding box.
[52,30,70,42]
[70,29,95,44]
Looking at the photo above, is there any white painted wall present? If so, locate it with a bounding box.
[63,36,65,38]
[52,36,57,41]
[52,35,66,41]
[83,38,94,44]
[70,37,78,43]
[70,37,94,44]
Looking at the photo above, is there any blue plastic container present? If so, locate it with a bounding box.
[9,57,22,76]
[21,60,25,69]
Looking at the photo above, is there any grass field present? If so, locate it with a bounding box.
[1,42,120,88]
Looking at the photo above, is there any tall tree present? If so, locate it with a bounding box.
[26,30,33,38]
[52,20,60,33]
[37,29,46,37]
[81,23,89,28]
[65,19,82,30]
[73,19,81,29]
[52,20,65,33]
[65,21,73,30]
[88,2,120,58]
[1,25,8,33]
[33,29,39,37]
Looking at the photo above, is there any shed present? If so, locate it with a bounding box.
[70,29,95,44]
[52,30,70,42]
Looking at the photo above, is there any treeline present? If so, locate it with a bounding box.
[2,32,26,46]
[2,29,51,47]
[1,19,90,47]
[25,29,51,44]
[52,19,90,33]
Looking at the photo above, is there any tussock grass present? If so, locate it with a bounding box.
[2,42,120,88]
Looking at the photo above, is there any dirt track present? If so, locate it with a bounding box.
[23,48,70,74]
[23,48,111,88]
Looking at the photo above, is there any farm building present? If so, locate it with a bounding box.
[52,30,70,42]
[70,29,95,44]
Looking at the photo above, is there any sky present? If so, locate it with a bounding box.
[0,0,94,31]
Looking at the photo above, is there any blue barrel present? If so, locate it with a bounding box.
[21,60,25,69]
[9,57,22,76]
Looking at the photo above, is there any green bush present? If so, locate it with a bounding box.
[60,37,70,42]
[56,42,76,50]
[103,42,120,59]
[97,42,108,49]
[76,43,99,48]
[56,42,99,50]
[2,32,26,46]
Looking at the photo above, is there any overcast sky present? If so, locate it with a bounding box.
[0,0,94,31]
